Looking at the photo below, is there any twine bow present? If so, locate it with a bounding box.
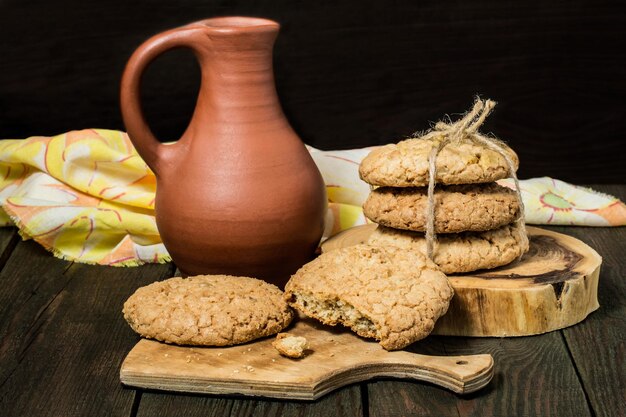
[420,98,526,260]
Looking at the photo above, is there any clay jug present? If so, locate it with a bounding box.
[120,17,327,287]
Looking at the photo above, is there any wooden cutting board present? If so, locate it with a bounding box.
[120,317,494,400]
[321,225,602,337]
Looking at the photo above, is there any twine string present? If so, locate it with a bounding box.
[423,98,526,260]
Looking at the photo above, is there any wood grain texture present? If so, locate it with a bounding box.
[137,385,363,417]
[0,239,75,388]
[1,1,624,183]
[364,337,462,417]
[323,225,602,337]
[121,317,493,400]
[0,236,175,417]
[368,334,593,417]
[452,334,591,417]
[552,185,626,417]
[438,228,601,337]
[0,228,18,271]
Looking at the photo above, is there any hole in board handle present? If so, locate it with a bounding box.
[456,360,468,365]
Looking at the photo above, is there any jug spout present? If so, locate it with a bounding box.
[192,17,280,53]
[194,16,280,36]
[186,17,288,134]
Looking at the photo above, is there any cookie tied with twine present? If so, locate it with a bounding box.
[419,98,526,259]
[359,104,520,189]
[359,97,527,263]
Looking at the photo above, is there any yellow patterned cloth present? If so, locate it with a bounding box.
[1,129,624,266]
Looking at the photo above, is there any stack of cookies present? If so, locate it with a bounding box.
[359,124,529,274]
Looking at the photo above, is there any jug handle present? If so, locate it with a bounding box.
[120,25,205,176]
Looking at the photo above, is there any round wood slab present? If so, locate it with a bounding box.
[321,225,602,337]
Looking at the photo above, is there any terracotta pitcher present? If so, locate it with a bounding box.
[120,17,327,287]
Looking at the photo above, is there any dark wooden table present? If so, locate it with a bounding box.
[0,184,624,417]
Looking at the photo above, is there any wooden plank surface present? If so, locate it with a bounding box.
[554,185,626,417]
[0,238,75,387]
[137,385,363,417]
[0,228,17,269]
[0,237,175,417]
[367,334,592,417]
[364,337,463,417]
[448,335,591,417]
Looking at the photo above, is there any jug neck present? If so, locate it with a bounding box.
[190,18,288,132]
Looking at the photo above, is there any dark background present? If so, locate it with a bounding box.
[0,0,624,183]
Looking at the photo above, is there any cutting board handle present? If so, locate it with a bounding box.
[366,352,494,394]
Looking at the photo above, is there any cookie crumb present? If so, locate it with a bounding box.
[272,333,309,359]
[217,352,223,357]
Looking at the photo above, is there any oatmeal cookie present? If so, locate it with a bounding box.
[359,136,518,187]
[363,182,520,233]
[284,245,453,351]
[123,275,293,346]
[369,222,529,274]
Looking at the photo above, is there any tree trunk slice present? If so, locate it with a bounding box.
[120,317,494,400]
[321,225,602,337]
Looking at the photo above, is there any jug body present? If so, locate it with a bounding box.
[120,17,327,287]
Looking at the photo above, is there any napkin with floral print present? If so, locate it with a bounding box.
[1,129,624,266]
